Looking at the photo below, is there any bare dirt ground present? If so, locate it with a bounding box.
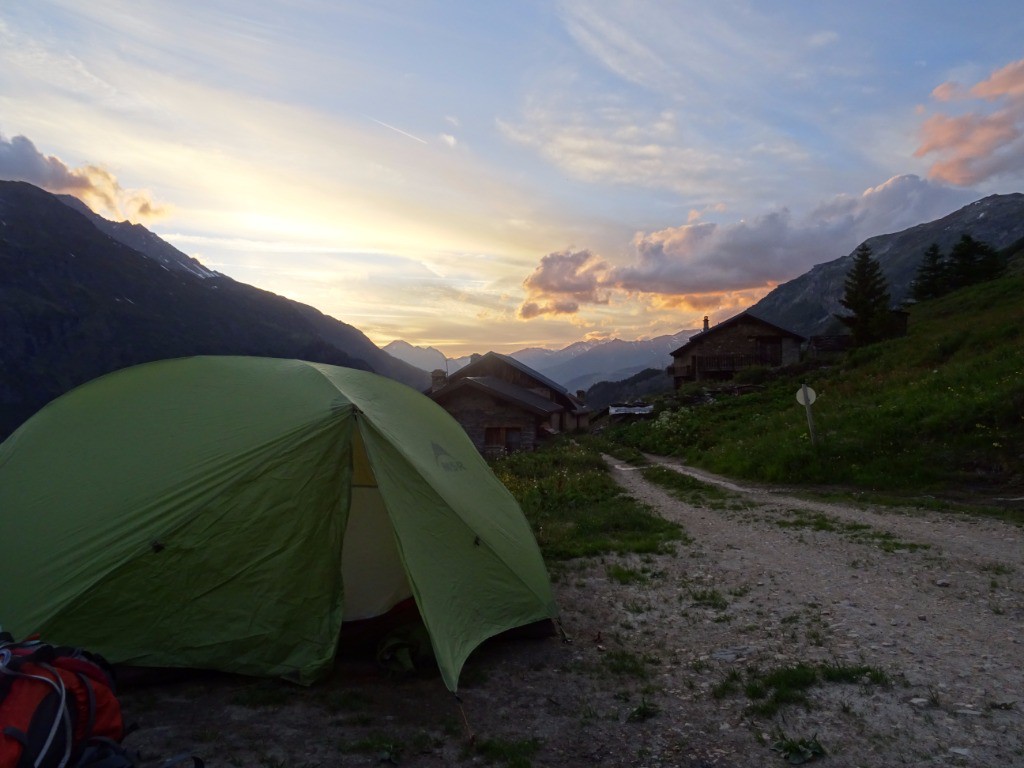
[120,457,1023,767]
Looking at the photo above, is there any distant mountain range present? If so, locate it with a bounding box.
[751,193,1024,337]
[0,181,428,440]
[381,340,473,374]
[385,331,697,393]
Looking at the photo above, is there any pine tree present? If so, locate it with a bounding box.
[974,238,1005,282]
[911,243,946,301]
[836,243,893,346]
[947,234,1005,291]
[948,234,983,290]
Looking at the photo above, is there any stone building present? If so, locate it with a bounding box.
[668,311,805,387]
[429,352,590,455]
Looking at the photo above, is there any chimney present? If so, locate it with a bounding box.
[470,353,482,364]
[576,390,586,402]
[703,315,709,332]
[430,369,447,393]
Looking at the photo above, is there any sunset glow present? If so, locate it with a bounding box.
[2,2,1023,355]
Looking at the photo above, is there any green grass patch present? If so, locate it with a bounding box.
[641,465,736,510]
[690,588,728,610]
[602,649,653,679]
[492,439,685,560]
[711,668,743,699]
[472,737,542,768]
[774,508,928,552]
[712,662,891,718]
[626,697,661,722]
[820,662,890,686]
[771,731,826,764]
[745,663,819,716]
[607,564,650,585]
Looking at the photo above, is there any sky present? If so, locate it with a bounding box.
[2,1,1023,356]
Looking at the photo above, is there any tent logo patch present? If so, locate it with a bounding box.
[432,441,466,472]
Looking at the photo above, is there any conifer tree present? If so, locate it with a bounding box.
[836,243,893,346]
[948,234,983,289]
[974,237,1005,282]
[947,234,1005,291]
[911,243,946,301]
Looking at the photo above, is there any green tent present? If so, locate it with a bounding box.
[0,356,558,690]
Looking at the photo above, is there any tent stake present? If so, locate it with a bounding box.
[455,696,476,744]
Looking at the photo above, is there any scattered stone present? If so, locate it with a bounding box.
[935,578,951,587]
[910,698,929,707]
[711,647,750,662]
[949,747,972,757]
[918,615,927,621]
[955,708,982,716]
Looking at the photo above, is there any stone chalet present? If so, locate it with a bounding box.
[429,352,590,455]
[668,311,805,387]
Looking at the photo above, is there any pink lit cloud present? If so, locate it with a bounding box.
[518,249,610,318]
[916,58,1024,186]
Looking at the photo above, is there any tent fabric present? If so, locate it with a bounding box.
[0,356,558,690]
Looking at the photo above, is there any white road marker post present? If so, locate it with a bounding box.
[796,384,818,447]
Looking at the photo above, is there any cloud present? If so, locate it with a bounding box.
[518,175,975,319]
[499,103,742,198]
[916,58,1024,186]
[931,81,964,102]
[614,175,974,293]
[807,31,839,48]
[518,248,610,318]
[972,59,1024,100]
[0,133,169,222]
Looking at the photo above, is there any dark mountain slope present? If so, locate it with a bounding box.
[751,193,1024,337]
[57,193,217,278]
[0,181,427,439]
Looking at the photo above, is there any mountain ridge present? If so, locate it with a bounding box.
[0,181,428,440]
[750,193,1024,337]
[384,331,697,392]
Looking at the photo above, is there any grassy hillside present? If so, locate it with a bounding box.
[607,273,1024,500]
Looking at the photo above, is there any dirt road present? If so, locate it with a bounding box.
[121,457,1023,767]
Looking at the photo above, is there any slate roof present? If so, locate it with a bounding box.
[670,311,806,357]
[450,351,588,412]
[432,376,563,416]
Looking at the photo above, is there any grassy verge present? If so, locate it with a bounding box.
[492,438,684,560]
[640,465,741,510]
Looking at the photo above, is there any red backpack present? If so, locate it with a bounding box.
[0,633,124,768]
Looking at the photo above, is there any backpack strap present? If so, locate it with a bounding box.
[0,660,74,768]
[76,672,98,744]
